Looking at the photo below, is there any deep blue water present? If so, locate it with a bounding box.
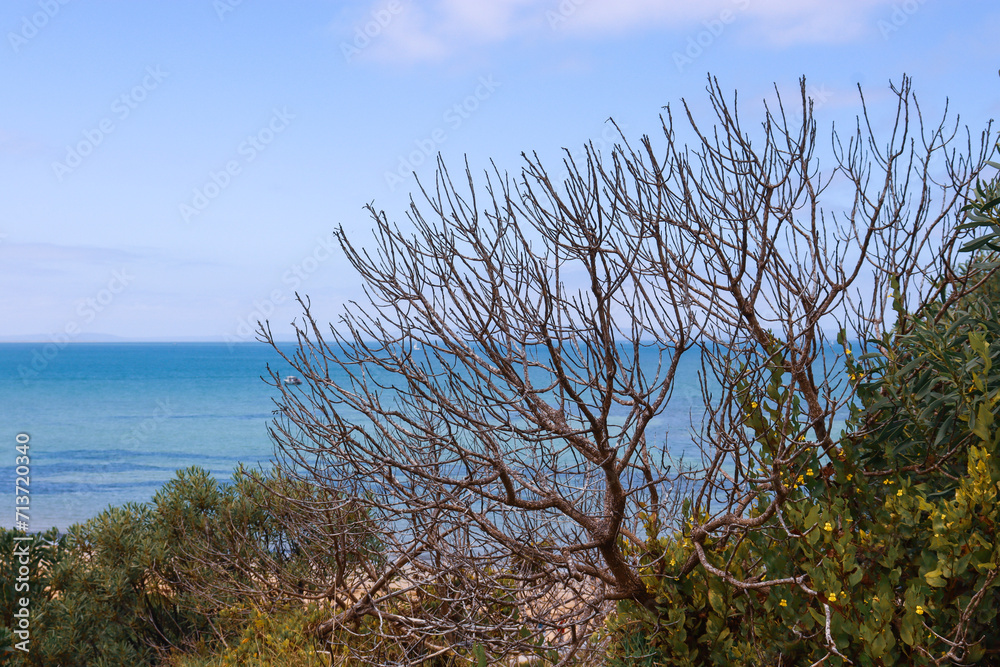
[2,343,290,530]
[1,341,847,531]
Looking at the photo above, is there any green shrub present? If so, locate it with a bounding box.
[605,177,1000,665]
[165,603,331,667]
[1,466,379,666]
[0,527,65,663]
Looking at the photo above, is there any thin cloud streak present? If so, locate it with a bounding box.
[339,0,901,64]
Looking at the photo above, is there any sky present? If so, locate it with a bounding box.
[1,0,998,342]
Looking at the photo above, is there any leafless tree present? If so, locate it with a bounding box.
[242,76,990,665]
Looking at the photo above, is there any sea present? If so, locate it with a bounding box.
[1,341,848,532]
[2,342,291,531]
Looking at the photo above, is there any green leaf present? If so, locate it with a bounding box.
[973,403,995,442]
[871,631,886,657]
[708,589,724,614]
[960,235,1000,253]
[924,568,946,587]
[900,612,915,646]
[473,642,488,667]
[803,504,821,530]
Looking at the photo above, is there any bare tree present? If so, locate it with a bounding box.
[247,76,990,665]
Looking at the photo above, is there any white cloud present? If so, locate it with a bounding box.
[335,0,540,63]
[335,0,900,64]
[365,6,451,63]
[742,0,897,46]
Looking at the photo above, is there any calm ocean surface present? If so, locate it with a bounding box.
[2,343,292,530]
[2,341,843,531]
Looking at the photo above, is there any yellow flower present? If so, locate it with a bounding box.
[797,475,804,484]
[845,348,852,356]
[827,593,837,603]
[779,599,787,607]
[670,558,676,566]
[823,522,833,532]
[807,468,814,477]
[916,605,925,615]
[751,401,758,409]
[798,435,806,442]
[846,473,853,481]
[897,489,904,497]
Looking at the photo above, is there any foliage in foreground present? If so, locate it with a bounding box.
[0,466,367,666]
[605,173,1000,664]
[165,604,331,667]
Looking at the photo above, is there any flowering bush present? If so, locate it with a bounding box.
[606,176,1000,665]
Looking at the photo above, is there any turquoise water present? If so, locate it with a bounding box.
[2,343,289,530]
[1,342,847,531]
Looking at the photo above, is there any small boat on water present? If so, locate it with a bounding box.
[283,376,303,386]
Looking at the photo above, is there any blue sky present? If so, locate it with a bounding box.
[1,0,998,342]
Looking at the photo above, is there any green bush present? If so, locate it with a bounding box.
[1,466,376,666]
[0,527,65,663]
[2,500,203,666]
[166,603,331,667]
[605,177,1000,664]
